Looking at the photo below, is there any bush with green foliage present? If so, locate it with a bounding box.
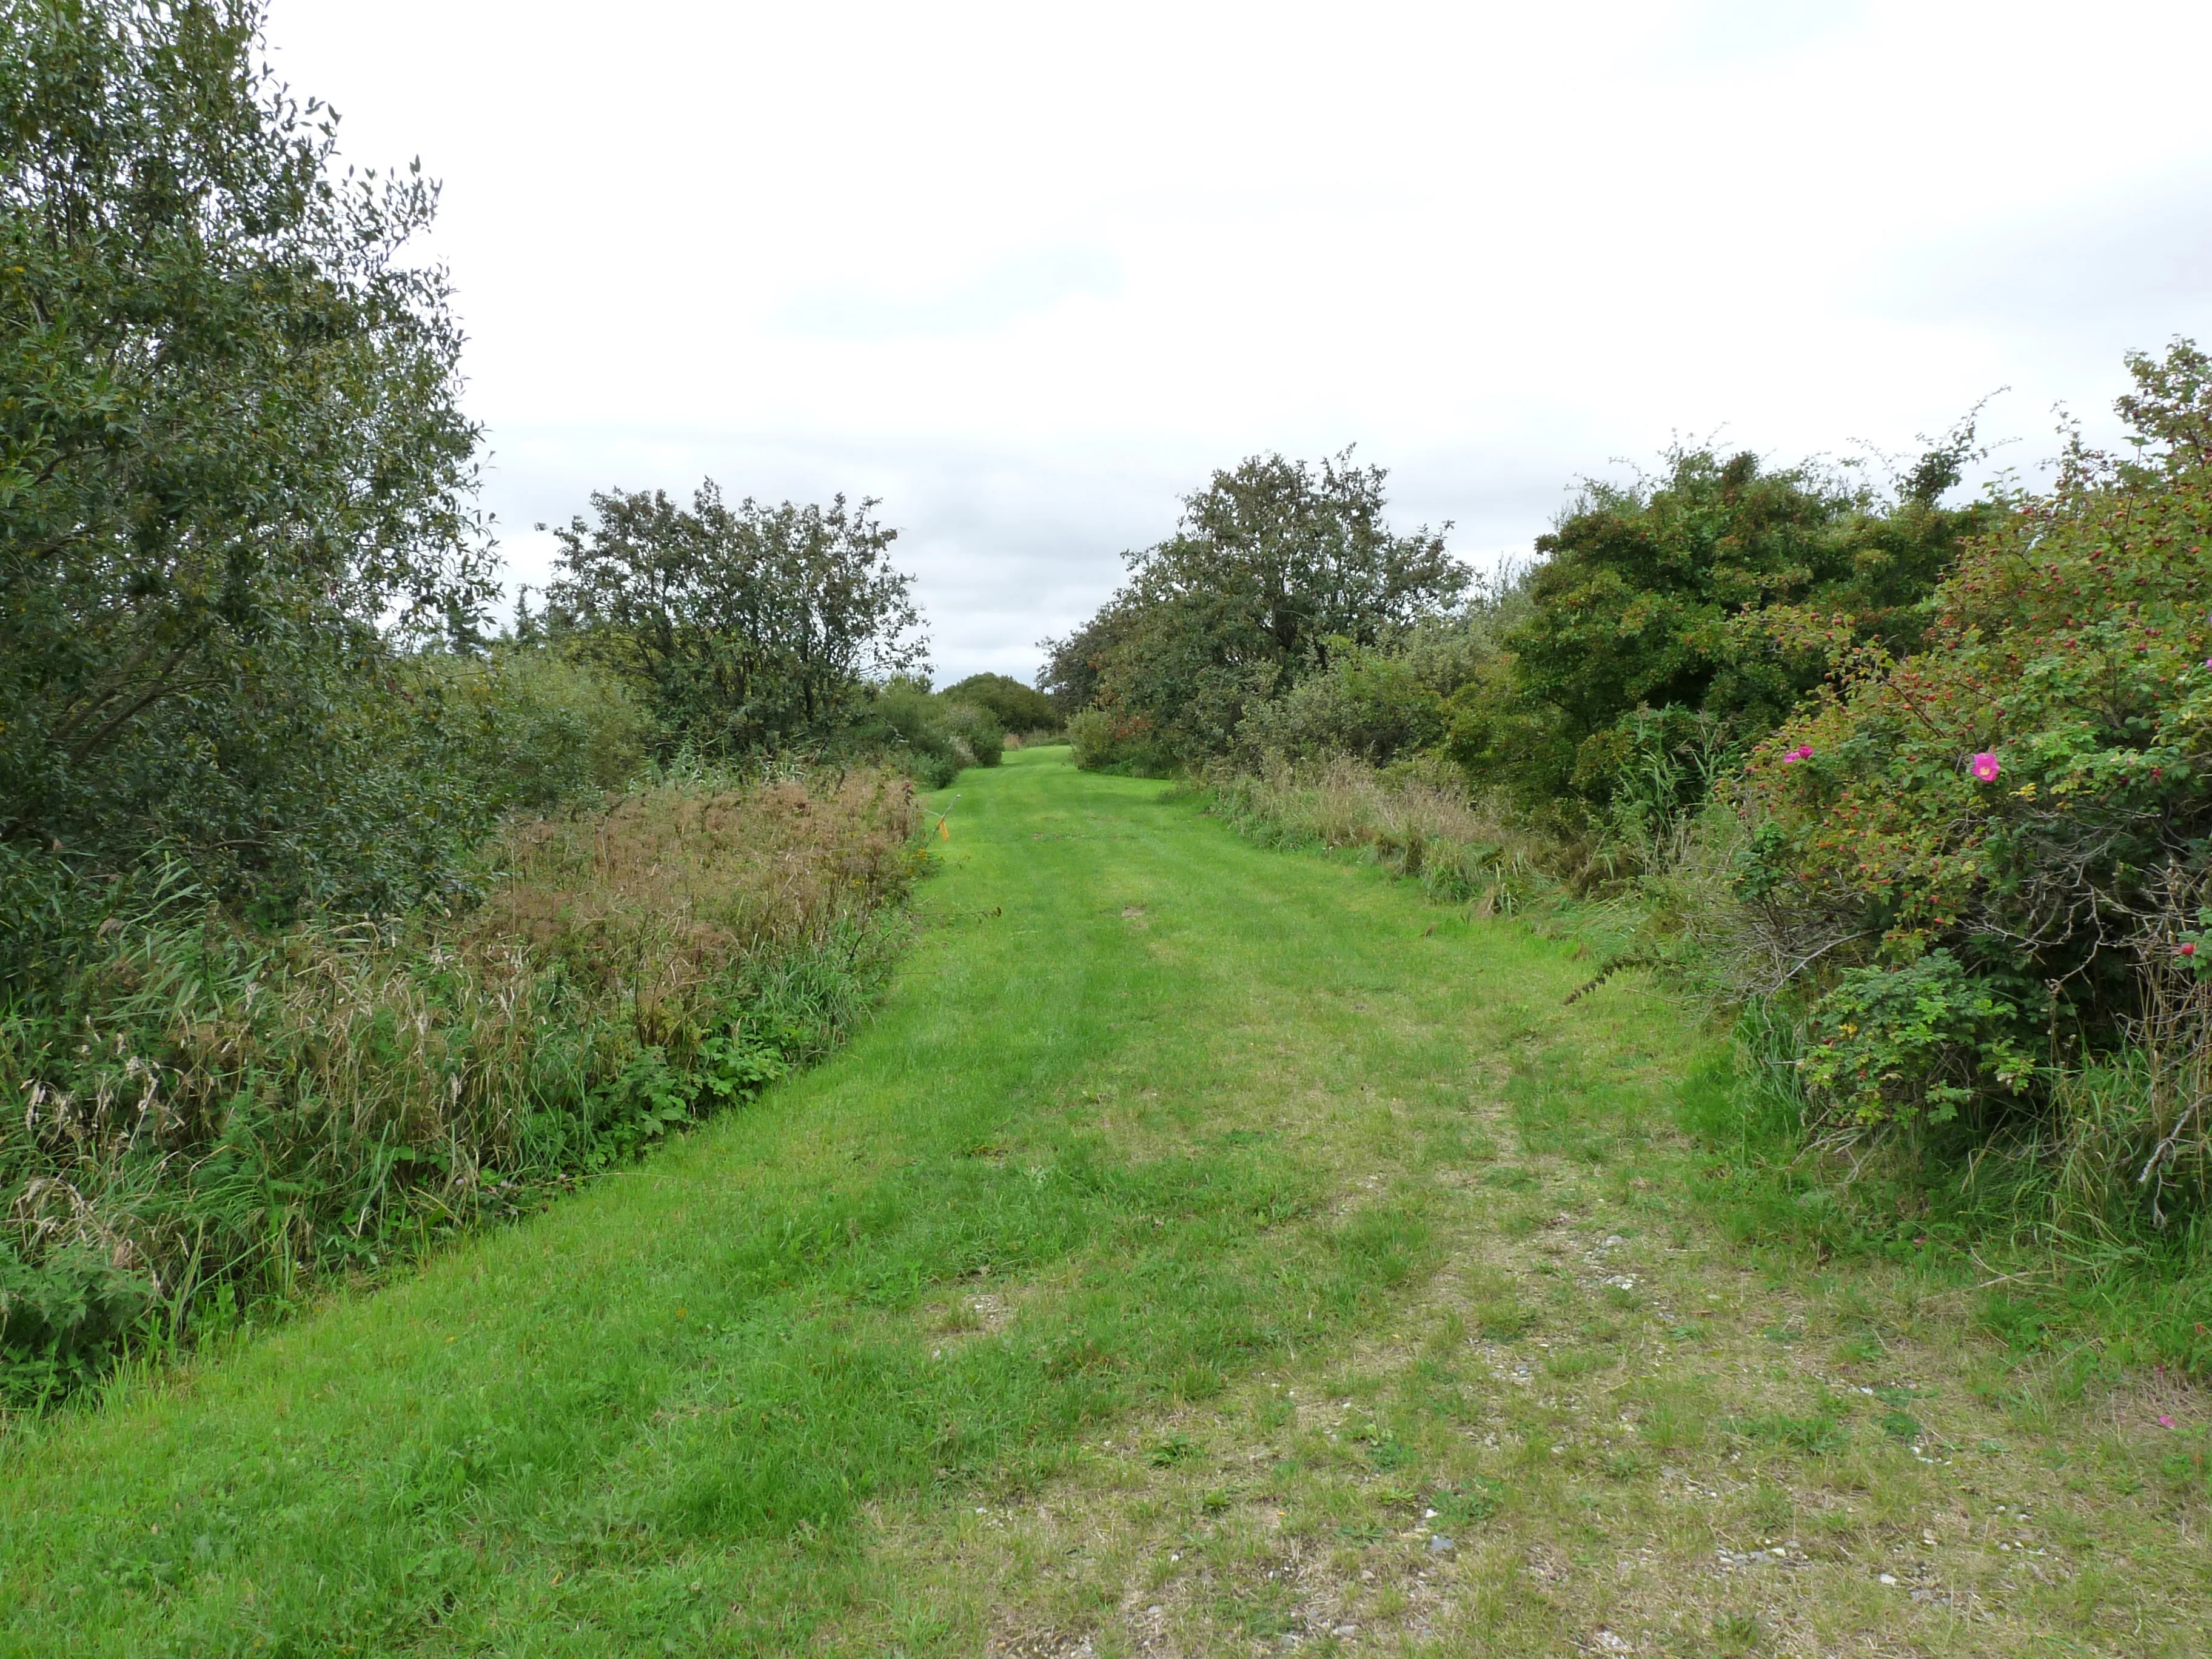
[1064,708,1180,777]
[1797,950,2037,1132]
[936,699,1007,769]
[1447,439,1992,812]
[1238,642,1449,765]
[408,648,655,810]
[1,0,493,919]
[1735,342,2212,1179]
[854,680,1004,787]
[943,672,1059,734]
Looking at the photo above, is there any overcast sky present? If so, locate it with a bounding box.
[266,0,2212,685]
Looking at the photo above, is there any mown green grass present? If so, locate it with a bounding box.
[0,746,1595,1655]
[15,748,2196,1657]
[831,779,2207,1658]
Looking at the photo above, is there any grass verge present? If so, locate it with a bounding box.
[1206,759,2212,1391]
[0,767,919,1405]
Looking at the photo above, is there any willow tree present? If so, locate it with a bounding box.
[1,0,491,914]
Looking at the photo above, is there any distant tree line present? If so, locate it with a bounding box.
[1045,432,1992,805]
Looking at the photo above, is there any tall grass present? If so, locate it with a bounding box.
[1658,856,2212,1376]
[1673,835,2212,1240]
[0,768,922,1404]
[1204,756,1554,912]
[1682,1002,2212,1376]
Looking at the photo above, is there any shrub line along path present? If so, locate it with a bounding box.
[2,749,2202,1655]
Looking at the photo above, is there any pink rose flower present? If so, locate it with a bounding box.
[1969,752,2001,782]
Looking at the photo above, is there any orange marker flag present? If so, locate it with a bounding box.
[939,817,950,841]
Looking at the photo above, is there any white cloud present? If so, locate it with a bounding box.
[269,0,2212,682]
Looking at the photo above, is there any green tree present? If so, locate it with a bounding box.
[942,672,1057,733]
[543,481,927,752]
[0,0,491,911]
[1038,593,1145,717]
[1053,451,1466,760]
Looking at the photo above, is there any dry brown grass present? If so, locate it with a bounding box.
[474,771,918,1029]
[1205,756,1557,911]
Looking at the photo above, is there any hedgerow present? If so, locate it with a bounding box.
[0,768,922,1403]
[1697,344,2212,1244]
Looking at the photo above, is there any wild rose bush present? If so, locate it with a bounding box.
[1735,342,2212,1142]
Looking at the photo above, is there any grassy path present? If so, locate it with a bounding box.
[2,748,2204,1656]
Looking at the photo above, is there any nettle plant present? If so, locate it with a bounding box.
[1734,341,2212,1139]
